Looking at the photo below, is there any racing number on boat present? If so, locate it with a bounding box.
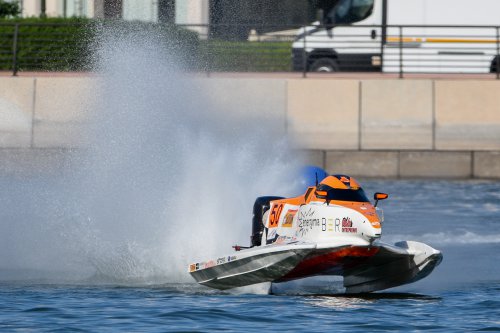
[269,203,284,228]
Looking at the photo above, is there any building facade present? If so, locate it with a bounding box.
[18,0,196,23]
[16,0,322,39]
[19,0,96,18]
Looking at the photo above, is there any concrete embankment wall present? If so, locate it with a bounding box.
[1,75,500,178]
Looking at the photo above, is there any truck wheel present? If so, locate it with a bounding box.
[310,58,338,72]
[490,56,500,73]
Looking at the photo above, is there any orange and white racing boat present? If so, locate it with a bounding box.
[189,175,442,293]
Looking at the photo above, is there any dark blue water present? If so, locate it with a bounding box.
[1,179,499,332]
[0,283,498,332]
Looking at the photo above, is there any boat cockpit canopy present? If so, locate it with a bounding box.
[316,183,370,202]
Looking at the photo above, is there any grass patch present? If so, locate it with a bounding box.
[201,40,292,72]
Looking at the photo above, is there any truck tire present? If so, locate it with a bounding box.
[490,56,500,73]
[251,196,284,247]
[310,58,338,72]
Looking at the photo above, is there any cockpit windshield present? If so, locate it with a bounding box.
[317,184,370,202]
[325,0,374,25]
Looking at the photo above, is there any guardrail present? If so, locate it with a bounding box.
[1,22,500,78]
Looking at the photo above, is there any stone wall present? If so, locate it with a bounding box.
[1,76,499,178]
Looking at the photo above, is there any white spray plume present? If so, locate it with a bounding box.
[0,26,301,285]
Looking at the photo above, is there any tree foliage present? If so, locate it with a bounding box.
[0,0,20,18]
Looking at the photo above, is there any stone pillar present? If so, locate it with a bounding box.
[122,0,157,23]
[21,0,41,17]
[158,0,175,24]
[94,0,104,18]
[104,0,122,18]
[175,0,209,37]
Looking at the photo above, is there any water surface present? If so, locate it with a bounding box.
[1,179,499,332]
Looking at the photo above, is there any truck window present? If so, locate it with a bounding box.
[325,0,374,25]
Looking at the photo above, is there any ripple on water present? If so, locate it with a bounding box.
[23,306,61,313]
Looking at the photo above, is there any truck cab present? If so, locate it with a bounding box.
[292,0,500,74]
[292,0,383,72]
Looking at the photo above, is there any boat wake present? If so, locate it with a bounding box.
[384,231,500,246]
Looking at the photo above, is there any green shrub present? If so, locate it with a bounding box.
[0,18,94,71]
[0,17,292,73]
[0,18,200,72]
[93,20,201,70]
[200,40,292,72]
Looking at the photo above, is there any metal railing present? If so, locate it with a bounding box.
[1,22,500,78]
[0,22,92,75]
[289,24,500,78]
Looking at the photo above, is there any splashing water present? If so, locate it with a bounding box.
[0,27,302,284]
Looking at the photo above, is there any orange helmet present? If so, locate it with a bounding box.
[316,175,369,203]
[319,175,362,190]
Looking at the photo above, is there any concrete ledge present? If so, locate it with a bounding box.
[361,80,433,150]
[0,148,74,175]
[326,151,399,178]
[195,78,287,136]
[287,79,359,150]
[0,77,35,148]
[0,148,498,179]
[33,77,95,148]
[435,80,500,150]
[295,149,325,169]
[399,151,472,178]
[0,76,500,179]
[473,151,500,178]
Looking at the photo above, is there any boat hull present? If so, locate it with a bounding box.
[342,241,443,293]
[189,243,315,290]
[189,241,442,293]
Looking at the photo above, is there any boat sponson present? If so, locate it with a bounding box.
[343,243,443,293]
[191,247,314,290]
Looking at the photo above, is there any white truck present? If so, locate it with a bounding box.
[292,0,500,73]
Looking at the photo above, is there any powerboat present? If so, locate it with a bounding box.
[189,175,442,293]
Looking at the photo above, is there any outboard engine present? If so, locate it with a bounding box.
[251,196,283,247]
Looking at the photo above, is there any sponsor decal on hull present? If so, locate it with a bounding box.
[204,260,216,269]
[297,208,321,237]
[217,257,226,265]
[341,217,357,233]
[275,235,298,244]
[267,228,278,240]
[327,218,334,232]
[269,203,284,228]
[190,255,238,272]
[282,209,298,228]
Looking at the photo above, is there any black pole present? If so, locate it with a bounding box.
[496,26,499,79]
[63,0,67,18]
[41,0,46,18]
[381,0,387,71]
[12,23,19,76]
[399,26,403,79]
[302,25,307,78]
